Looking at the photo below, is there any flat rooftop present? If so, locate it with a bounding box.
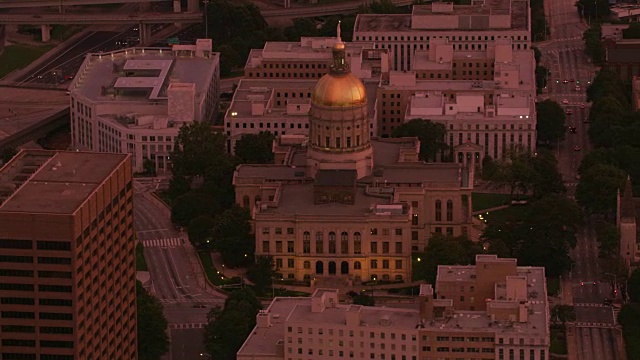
[0,87,69,145]
[0,150,127,214]
[71,47,218,104]
[237,297,310,357]
[354,0,529,32]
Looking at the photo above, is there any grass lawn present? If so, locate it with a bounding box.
[550,326,568,355]
[479,205,529,224]
[0,44,54,78]
[197,251,237,287]
[135,243,148,271]
[472,193,511,212]
[547,277,560,297]
[50,25,82,41]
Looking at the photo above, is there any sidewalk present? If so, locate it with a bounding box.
[565,323,579,360]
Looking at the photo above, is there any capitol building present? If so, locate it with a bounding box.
[233,31,475,284]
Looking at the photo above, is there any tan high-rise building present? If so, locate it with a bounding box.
[237,255,550,360]
[0,150,136,360]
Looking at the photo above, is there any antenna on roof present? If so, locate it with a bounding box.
[337,20,342,43]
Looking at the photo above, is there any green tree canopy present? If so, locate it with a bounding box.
[576,164,626,216]
[204,288,262,360]
[188,215,216,249]
[596,221,620,259]
[414,235,482,284]
[531,148,566,198]
[212,206,254,267]
[583,24,605,66]
[137,281,169,360]
[171,121,226,180]
[482,195,581,277]
[629,269,640,303]
[623,22,640,39]
[536,99,566,143]
[390,119,449,162]
[246,255,276,295]
[234,132,275,164]
[171,191,219,227]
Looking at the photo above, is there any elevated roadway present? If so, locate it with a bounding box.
[262,0,413,18]
[0,0,168,8]
[0,12,201,25]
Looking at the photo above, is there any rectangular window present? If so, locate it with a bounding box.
[371,242,378,254]
[287,241,294,253]
[395,242,402,254]
[275,241,282,253]
[262,241,269,253]
[395,260,403,269]
[382,242,389,254]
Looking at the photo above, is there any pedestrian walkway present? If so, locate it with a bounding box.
[142,238,183,248]
[168,323,206,330]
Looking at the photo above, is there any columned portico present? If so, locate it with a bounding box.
[455,141,484,168]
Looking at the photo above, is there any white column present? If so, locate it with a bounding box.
[41,25,51,42]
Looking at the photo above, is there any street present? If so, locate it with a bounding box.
[541,0,623,358]
[133,179,225,360]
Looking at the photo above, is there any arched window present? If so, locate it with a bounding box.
[255,195,262,204]
[353,232,361,254]
[303,261,311,269]
[328,232,336,254]
[242,195,250,208]
[354,261,361,270]
[315,232,324,254]
[446,200,453,222]
[303,232,311,254]
[435,200,442,222]
[340,232,349,254]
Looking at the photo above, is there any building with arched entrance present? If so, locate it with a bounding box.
[233,28,474,285]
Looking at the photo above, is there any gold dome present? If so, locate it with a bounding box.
[312,72,367,107]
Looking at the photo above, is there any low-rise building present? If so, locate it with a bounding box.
[353,0,532,72]
[69,39,219,173]
[376,38,536,164]
[237,255,550,360]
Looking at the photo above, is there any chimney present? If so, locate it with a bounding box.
[256,310,271,328]
[419,284,434,322]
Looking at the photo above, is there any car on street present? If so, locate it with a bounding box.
[562,79,569,84]
[574,146,581,151]
[565,109,573,115]
[604,298,613,306]
[562,99,569,104]
[569,78,575,82]
[575,85,581,91]
[580,103,585,109]
[569,126,577,133]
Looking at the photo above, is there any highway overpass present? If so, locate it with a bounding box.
[0,0,170,9]
[0,12,201,25]
[261,0,414,18]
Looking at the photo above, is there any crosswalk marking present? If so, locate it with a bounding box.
[575,322,616,328]
[141,237,183,248]
[575,303,607,308]
[159,298,220,304]
[169,323,206,330]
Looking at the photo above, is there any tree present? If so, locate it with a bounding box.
[531,148,566,198]
[415,235,482,284]
[137,281,169,360]
[212,206,254,267]
[188,215,215,249]
[171,121,226,180]
[578,148,618,176]
[583,25,605,66]
[623,22,640,39]
[353,294,375,306]
[171,191,219,227]
[142,158,156,176]
[166,174,191,200]
[204,288,262,360]
[283,18,318,41]
[0,147,17,164]
[391,119,449,162]
[576,164,626,216]
[535,65,549,93]
[629,269,640,303]
[482,195,581,277]
[234,132,275,164]
[535,100,566,143]
[485,149,537,196]
[577,0,610,20]
[551,305,576,325]
[596,221,620,259]
[246,256,276,295]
